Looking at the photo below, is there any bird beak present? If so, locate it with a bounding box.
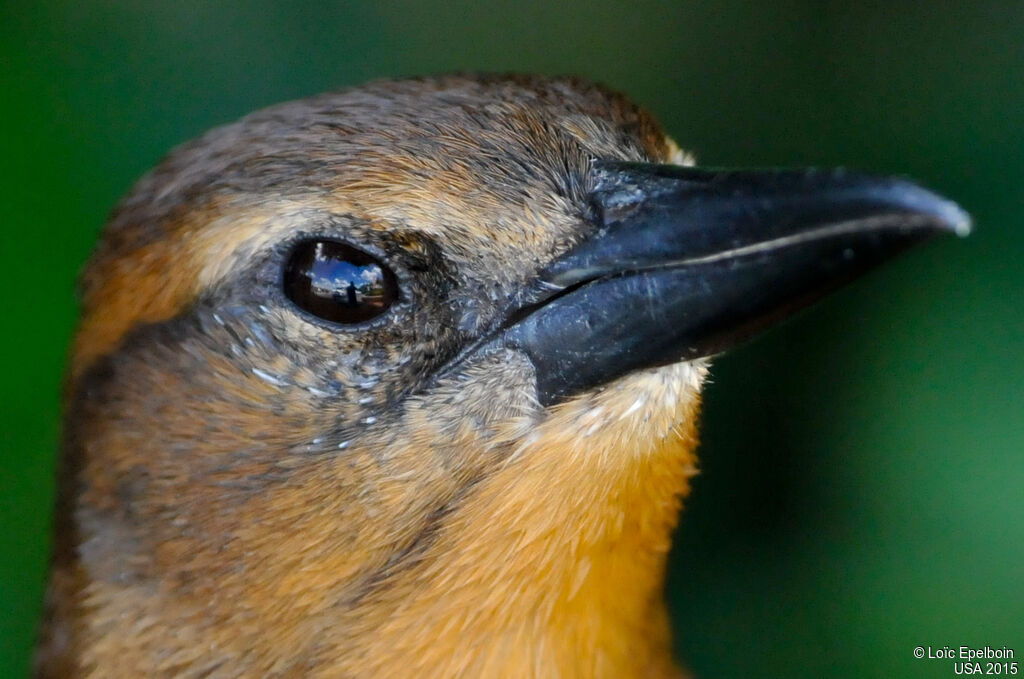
[503,161,972,405]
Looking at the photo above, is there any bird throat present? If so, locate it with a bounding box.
[323,364,705,678]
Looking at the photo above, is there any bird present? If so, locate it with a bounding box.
[35,74,969,678]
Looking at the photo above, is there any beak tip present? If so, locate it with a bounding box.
[949,206,974,238]
[929,193,973,238]
[894,178,973,238]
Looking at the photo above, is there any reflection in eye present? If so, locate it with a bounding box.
[283,240,399,324]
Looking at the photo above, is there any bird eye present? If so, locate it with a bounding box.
[283,239,399,324]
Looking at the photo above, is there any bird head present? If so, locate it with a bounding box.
[44,75,968,677]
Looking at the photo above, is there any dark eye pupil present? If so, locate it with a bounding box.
[283,240,399,324]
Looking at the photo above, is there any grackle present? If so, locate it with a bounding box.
[36,74,969,678]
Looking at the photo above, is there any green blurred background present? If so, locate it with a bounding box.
[2,1,1021,677]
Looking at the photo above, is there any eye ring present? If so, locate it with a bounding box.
[283,239,400,325]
